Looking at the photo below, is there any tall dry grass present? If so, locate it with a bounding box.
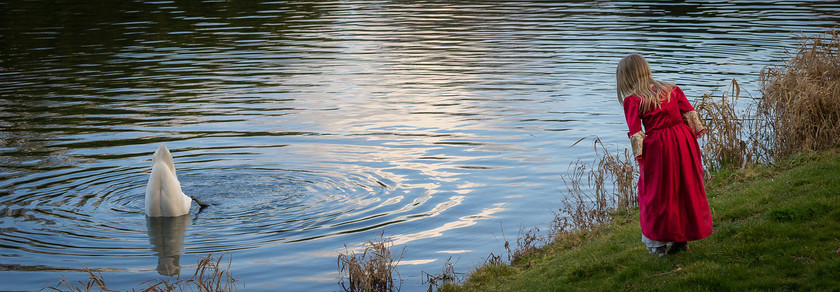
[758,29,840,159]
[555,137,638,234]
[695,29,840,170]
[422,256,462,292]
[44,267,110,292]
[43,252,239,292]
[694,78,773,171]
[337,232,404,292]
[180,252,238,292]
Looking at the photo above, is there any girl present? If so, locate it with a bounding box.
[617,54,713,257]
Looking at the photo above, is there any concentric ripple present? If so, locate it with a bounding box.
[0,145,408,257]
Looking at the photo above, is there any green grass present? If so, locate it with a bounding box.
[444,149,840,291]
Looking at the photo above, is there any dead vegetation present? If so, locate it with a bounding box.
[178,252,238,292]
[555,137,639,235]
[694,78,773,171]
[422,256,462,292]
[695,29,840,171]
[43,252,238,292]
[44,267,110,292]
[337,232,404,292]
[758,29,840,159]
[509,226,547,264]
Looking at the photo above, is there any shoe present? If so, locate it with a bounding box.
[649,245,667,257]
[667,242,689,255]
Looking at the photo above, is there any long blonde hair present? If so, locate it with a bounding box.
[616,53,674,113]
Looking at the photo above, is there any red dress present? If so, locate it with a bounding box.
[623,86,713,242]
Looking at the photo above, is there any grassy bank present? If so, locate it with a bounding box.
[443,149,840,291]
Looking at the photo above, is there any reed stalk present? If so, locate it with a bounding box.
[758,29,840,159]
[337,231,404,292]
[43,252,238,292]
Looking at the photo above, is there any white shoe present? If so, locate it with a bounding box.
[648,245,667,257]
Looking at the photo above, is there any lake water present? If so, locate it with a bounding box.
[2,1,839,290]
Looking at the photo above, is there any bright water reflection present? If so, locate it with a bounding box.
[1,1,839,290]
[147,215,190,276]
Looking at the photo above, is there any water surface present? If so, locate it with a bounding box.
[2,1,839,290]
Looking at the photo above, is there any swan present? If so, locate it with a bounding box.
[145,143,207,217]
[146,214,190,276]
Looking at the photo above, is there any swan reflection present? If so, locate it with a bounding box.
[146,214,190,276]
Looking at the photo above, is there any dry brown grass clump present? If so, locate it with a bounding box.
[509,226,546,264]
[555,137,638,234]
[43,252,238,292]
[422,256,462,292]
[696,29,840,169]
[44,267,110,292]
[758,29,840,159]
[337,232,404,292]
[694,78,773,171]
[178,252,238,292]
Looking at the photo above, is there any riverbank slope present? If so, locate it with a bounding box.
[446,149,840,291]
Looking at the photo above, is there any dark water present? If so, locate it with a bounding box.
[1,0,839,290]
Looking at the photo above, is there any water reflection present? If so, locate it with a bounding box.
[146,215,190,276]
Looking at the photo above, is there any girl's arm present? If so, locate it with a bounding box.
[623,96,645,160]
[674,87,706,138]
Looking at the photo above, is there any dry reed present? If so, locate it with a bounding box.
[337,232,404,292]
[421,256,462,292]
[43,266,111,292]
[555,137,638,235]
[695,29,840,169]
[182,252,238,292]
[501,226,548,264]
[758,29,840,159]
[694,78,773,171]
[43,252,238,292]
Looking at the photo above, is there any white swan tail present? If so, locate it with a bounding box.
[145,143,191,217]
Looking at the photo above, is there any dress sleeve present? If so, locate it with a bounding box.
[622,96,645,159]
[674,86,707,137]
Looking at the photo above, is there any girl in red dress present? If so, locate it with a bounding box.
[617,54,713,257]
